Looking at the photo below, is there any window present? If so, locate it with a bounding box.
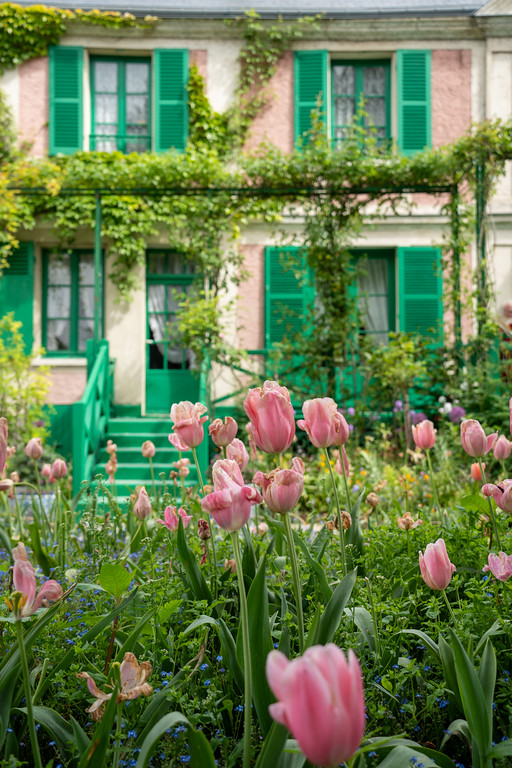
[42,250,102,354]
[331,60,390,146]
[355,251,395,345]
[91,57,151,153]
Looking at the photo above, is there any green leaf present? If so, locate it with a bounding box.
[16,705,73,757]
[98,562,132,601]
[77,680,119,768]
[401,629,439,662]
[375,745,444,767]
[346,605,376,652]
[28,521,55,576]
[317,568,357,645]
[270,520,332,603]
[459,494,489,515]
[304,603,321,649]
[440,718,471,750]
[241,523,257,580]
[438,634,462,711]
[70,716,91,755]
[475,619,503,655]
[0,667,18,750]
[218,618,244,694]
[488,739,512,759]
[189,727,217,768]
[176,515,213,605]
[254,721,289,768]
[115,606,157,661]
[478,638,496,716]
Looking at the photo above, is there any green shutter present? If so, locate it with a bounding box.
[265,247,313,348]
[49,46,83,155]
[0,242,34,352]
[398,247,442,341]
[397,50,431,154]
[154,49,189,153]
[294,51,328,145]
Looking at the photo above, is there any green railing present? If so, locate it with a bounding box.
[72,340,111,496]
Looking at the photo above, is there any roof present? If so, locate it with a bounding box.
[14,0,488,19]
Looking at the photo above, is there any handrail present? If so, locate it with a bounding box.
[71,340,111,496]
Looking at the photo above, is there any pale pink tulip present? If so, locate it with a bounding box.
[226,438,249,471]
[41,463,52,479]
[7,543,62,619]
[419,538,456,590]
[157,505,192,531]
[170,401,208,449]
[25,437,43,460]
[209,417,238,447]
[266,644,365,767]
[253,457,304,514]
[411,420,436,450]
[141,440,156,458]
[243,381,295,454]
[133,487,152,521]
[0,417,7,474]
[493,435,512,461]
[334,447,350,476]
[78,652,152,719]
[201,459,262,532]
[483,551,512,581]
[172,457,190,479]
[245,423,258,461]
[168,432,190,452]
[482,479,512,513]
[460,419,497,458]
[297,398,349,448]
[51,459,67,479]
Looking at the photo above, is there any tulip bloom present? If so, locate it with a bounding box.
[201,459,262,532]
[297,398,349,449]
[6,543,62,619]
[157,505,192,531]
[51,458,67,479]
[170,401,207,450]
[411,420,436,450]
[419,538,456,590]
[226,438,249,471]
[243,381,295,454]
[482,479,512,513]
[77,652,152,720]
[483,551,512,581]
[209,417,238,447]
[471,462,484,482]
[460,419,497,458]
[266,644,365,767]
[168,432,190,452]
[493,435,512,461]
[253,457,304,514]
[133,487,152,521]
[334,446,350,476]
[25,437,43,460]
[141,440,156,458]
[0,417,7,475]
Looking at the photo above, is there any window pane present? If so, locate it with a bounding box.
[333,65,355,94]
[167,286,180,313]
[95,138,118,152]
[358,260,389,335]
[126,138,150,153]
[48,253,71,284]
[363,66,386,96]
[126,62,149,93]
[47,287,70,319]
[95,94,118,124]
[148,253,165,275]
[78,319,94,351]
[148,284,165,312]
[94,61,118,92]
[46,320,70,351]
[126,95,148,124]
[79,287,95,318]
[79,253,94,284]
[334,97,355,125]
[364,98,386,127]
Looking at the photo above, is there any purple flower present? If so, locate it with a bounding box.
[393,400,403,413]
[347,407,356,416]
[449,406,466,424]
[411,411,428,425]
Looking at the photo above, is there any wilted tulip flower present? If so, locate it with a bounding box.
[0,417,7,475]
[482,479,512,513]
[157,505,192,532]
[411,420,436,450]
[51,459,67,479]
[141,440,156,458]
[327,510,351,531]
[493,435,512,461]
[5,543,62,619]
[170,401,208,449]
[253,457,305,514]
[266,644,365,767]
[397,511,422,531]
[106,439,117,456]
[201,459,262,532]
[25,437,43,460]
[77,652,152,720]
[483,551,512,582]
[197,518,211,540]
[133,487,152,521]
[298,398,350,449]
[209,417,238,447]
[460,419,497,458]
[471,462,484,482]
[224,558,236,573]
[419,538,456,590]
[243,381,295,454]
[226,438,249,471]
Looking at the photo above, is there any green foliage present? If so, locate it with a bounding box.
[0,89,14,165]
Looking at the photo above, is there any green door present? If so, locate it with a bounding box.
[145,251,199,414]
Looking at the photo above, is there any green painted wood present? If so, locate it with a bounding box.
[154,49,189,152]
[398,247,442,341]
[49,46,83,155]
[397,50,431,154]
[294,50,328,145]
[0,242,34,352]
[331,59,390,145]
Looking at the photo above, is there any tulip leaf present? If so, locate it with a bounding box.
[176,516,213,605]
[346,605,376,652]
[438,634,462,711]
[77,680,120,768]
[135,712,215,768]
[488,739,512,759]
[304,603,322,649]
[475,619,503,655]
[218,618,244,694]
[401,629,440,662]
[317,568,357,645]
[374,745,450,767]
[254,721,289,768]
[440,718,471,750]
[15,705,74,758]
[70,716,91,755]
[0,666,18,750]
[98,562,132,601]
[478,638,496,716]
[269,520,332,603]
[28,521,55,576]
[115,606,157,661]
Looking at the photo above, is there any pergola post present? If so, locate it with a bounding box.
[94,191,102,348]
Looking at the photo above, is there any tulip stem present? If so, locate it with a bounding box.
[324,448,347,578]
[15,618,43,768]
[192,446,218,598]
[478,459,502,550]
[113,701,123,768]
[283,511,305,653]
[231,531,252,768]
[441,589,457,627]
[148,456,158,510]
[425,449,442,520]
[13,485,24,541]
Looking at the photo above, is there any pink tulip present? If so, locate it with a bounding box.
[493,435,512,461]
[208,417,238,447]
[226,438,249,471]
[483,551,512,582]
[482,479,512,513]
[173,457,190,479]
[157,505,192,531]
[411,420,436,450]
[0,417,7,474]
[133,487,152,521]
[41,463,52,479]
[7,543,62,619]
[51,459,67,479]
[201,459,262,532]
[253,457,304,514]
[243,381,295,454]
[266,644,365,767]
[334,446,350,476]
[168,432,190,452]
[419,538,456,590]
[170,401,208,449]
[470,462,484,482]
[510,397,512,437]
[25,437,43,460]
[141,440,156,458]
[245,423,258,461]
[297,398,349,448]
[460,419,497,458]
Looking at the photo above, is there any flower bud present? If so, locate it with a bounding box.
[142,440,156,459]
[10,471,19,483]
[0,478,13,492]
[25,437,43,460]
[224,558,236,573]
[51,459,67,479]
[331,511,352,531]
[470,462,483,481]
[493,435,512,461]
[42,463,52,478]
[366,492,380,508]
[133,487,152,521]
[106,440,117,456]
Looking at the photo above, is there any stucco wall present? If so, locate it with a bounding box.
[19,57,48,157]
[244,51,294,155]
[189,49,207,80]
[47,369,87,404]
[431,49,472,148]
[237,244,265,350]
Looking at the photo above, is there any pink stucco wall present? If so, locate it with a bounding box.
[47,370,87,405]
[190,49,207,80]
[238,245,264,350]
[431,49,471,148]
[244,51,294,154]
[19,57,48,157]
